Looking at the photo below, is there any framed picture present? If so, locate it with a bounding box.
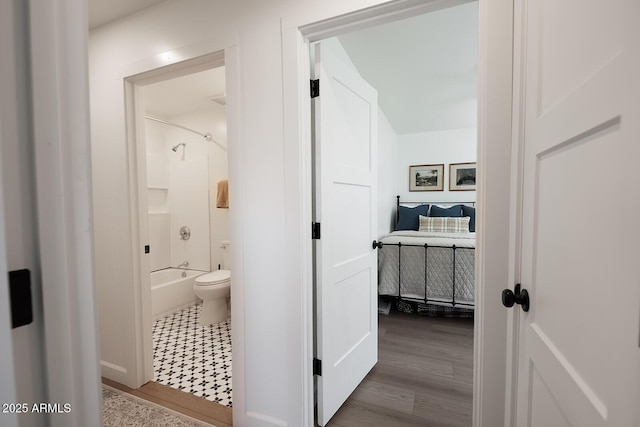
[449,162,477,191]
[409,164,444,191]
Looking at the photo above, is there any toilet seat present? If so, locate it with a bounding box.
[195,270,230,286]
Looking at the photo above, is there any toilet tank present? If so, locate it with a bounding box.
[220,240,230,269]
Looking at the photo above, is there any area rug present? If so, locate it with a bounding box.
[102,384,214,427]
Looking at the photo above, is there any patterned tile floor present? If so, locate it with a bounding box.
[152,303,233,407]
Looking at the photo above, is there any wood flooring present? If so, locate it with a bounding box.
[102,377,232,427]
[103,308,473,427]
[326,309,474,427]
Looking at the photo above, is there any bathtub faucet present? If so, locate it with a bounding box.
[178,260,189,269]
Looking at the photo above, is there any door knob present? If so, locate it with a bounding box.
[372,240,383,249]
[501,283,530,312]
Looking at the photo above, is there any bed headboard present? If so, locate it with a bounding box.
[395,195,476,231]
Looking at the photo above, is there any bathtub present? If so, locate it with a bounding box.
[151,268,205,319]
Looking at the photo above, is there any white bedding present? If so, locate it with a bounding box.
[380,230,476,248]
[378,230,476,306]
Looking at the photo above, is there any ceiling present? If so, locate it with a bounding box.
[88,0,167,29]
[89,1,478,134]
[338,1,478,134]
[144,67,227,118]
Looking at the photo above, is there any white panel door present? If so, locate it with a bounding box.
[313,40,378,426]
[512,0,640,426]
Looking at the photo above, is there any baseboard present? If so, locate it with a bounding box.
[245,411,288,427]
[100,360,132,388]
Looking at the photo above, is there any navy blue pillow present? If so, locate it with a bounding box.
[396,204,429,230]
[429,204,463,217]
[462,205,476,232]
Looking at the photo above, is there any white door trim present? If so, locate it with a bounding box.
[123,78,154,386]
[280,26,315,426]
[222,45,246,423]
[474,0,515,426]
[28,0,102,425]
[281,0,514,424]
[503,0,527,423]
[96,37,244,418]
[123,50,226,387]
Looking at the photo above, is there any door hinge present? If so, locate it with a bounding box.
[313,358,322,376]
[312,222,321,239]
[310,79,319,98]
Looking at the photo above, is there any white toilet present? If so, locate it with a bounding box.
[193,241,231,325]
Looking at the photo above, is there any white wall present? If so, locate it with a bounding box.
[397,127,477,203]
[167,155,210,270]
[377,109,398,237]
[88,1,493,426]
[146,117,214,272]
[165,108,229,271]
[88,2,302,420]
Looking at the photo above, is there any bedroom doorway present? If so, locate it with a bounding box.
[309,1,478,425]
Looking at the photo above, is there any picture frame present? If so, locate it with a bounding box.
[409,164,444,191]
[449,162,477,191]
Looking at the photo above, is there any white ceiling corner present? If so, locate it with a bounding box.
[88,0,168,29]
[88,0,478,135]
[338,1,478,134]
[144,67,227,118]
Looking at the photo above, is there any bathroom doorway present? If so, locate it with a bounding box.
[125,52,234,410]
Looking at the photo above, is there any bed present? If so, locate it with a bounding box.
[377,197,476,309]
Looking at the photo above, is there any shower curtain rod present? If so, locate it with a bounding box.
[144,115,227,151]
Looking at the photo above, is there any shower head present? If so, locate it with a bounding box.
[171,143,186,152]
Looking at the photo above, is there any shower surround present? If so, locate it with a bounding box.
[146,107,229,276]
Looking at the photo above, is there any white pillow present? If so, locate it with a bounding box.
[418,216,470,233]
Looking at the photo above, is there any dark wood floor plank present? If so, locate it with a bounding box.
[377,347,455,378]
[431,319,474,337]
[413,390,473,427]
[367,362,473,398]
[326,308,474,426]
[349,378,416,415]
[453,363,474,383]
[328,399,446,427]
[379,334,473,363]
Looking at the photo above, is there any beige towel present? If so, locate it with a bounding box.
[216,179,229,208]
